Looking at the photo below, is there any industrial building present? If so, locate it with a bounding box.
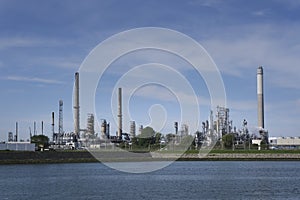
[194,66,272,150]
[269,137,300,149]
[0,142,35,151]
[65,69,264,150]
[5,67,299,152]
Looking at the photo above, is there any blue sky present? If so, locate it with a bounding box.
[0,0,300,141]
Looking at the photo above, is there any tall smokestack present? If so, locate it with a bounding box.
[52,112,55,142]
[74,72,80,138]
[15,122,18,142]
[41,121,44,135]
[118,88,122,139]
[257,66,264,129]
[59,100,63,136]
[34,121,37,136]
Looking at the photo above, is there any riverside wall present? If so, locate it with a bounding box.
[1,151,300,164]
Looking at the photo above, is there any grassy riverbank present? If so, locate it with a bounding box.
[188,149,300,154]
[1,149,300,164]
[0,150,97,164]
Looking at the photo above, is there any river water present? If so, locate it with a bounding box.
[0,161,299,200]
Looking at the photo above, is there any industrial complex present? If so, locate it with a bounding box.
[1,66,300,152]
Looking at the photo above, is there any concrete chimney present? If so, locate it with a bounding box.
[257,66,264,129]
[74,72,80,138]
[41,121,44,135]
[52,112,55,142]
[34,121,36,136]
[117,88,122,139]
[15,122,18,142]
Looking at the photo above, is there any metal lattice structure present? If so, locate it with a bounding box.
[8,132,13,142]
[58,100,64,144]
[130,121,136,138]
[87,113,95,136]
[216,106,230,138]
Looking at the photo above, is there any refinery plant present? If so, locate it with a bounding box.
[2,66,300,152]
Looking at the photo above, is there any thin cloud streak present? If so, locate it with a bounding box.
[5,76,64,84]
[0,36,74,50]
[203,24,300,89]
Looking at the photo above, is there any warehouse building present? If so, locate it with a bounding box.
[0,142,35,151]
[269,137,300,149]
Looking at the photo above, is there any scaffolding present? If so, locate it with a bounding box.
[216,106,230,138]
[180,124,189,136]
[130,121,136,138]
[139,125,143,135]
[101,119,110,139]
[86,113,95,136]
[58,100,64,144]
[8,132,13,142]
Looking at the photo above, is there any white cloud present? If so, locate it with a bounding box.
[5,76,64,84]
[202,24,300,89]
[122,84,211,107]
[274,0,300,9]
[252,11,265,16]
[80,28,221,74]
[0,37,40,49]
[35,57,81,69]
[252,9,270,16]
[296,99,300,107]
[188,0,223,8]
[228,99,257,111]
[0,36,73,49]
[253,98,299,135]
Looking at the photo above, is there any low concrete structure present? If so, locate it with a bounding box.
[269,137,300,149]
[0,142,35,151]
[252,139,262,150]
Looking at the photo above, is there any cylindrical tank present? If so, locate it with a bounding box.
[174,122,178,135]
[130,121,136,137]
[101,119,107,135]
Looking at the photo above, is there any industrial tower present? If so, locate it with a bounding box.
[59,100,64,142]
[257,66,264,129]
[130,121,136,138]
[74,72,80,139]
[257,66,268,143]
[117,88,122,139]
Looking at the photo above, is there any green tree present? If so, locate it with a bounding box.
[140,127,155,138]
[222,134,234,149]
[31,135,49,150]
[136,126,155,148]
[166,133,175,143]
[155,132,162,144]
